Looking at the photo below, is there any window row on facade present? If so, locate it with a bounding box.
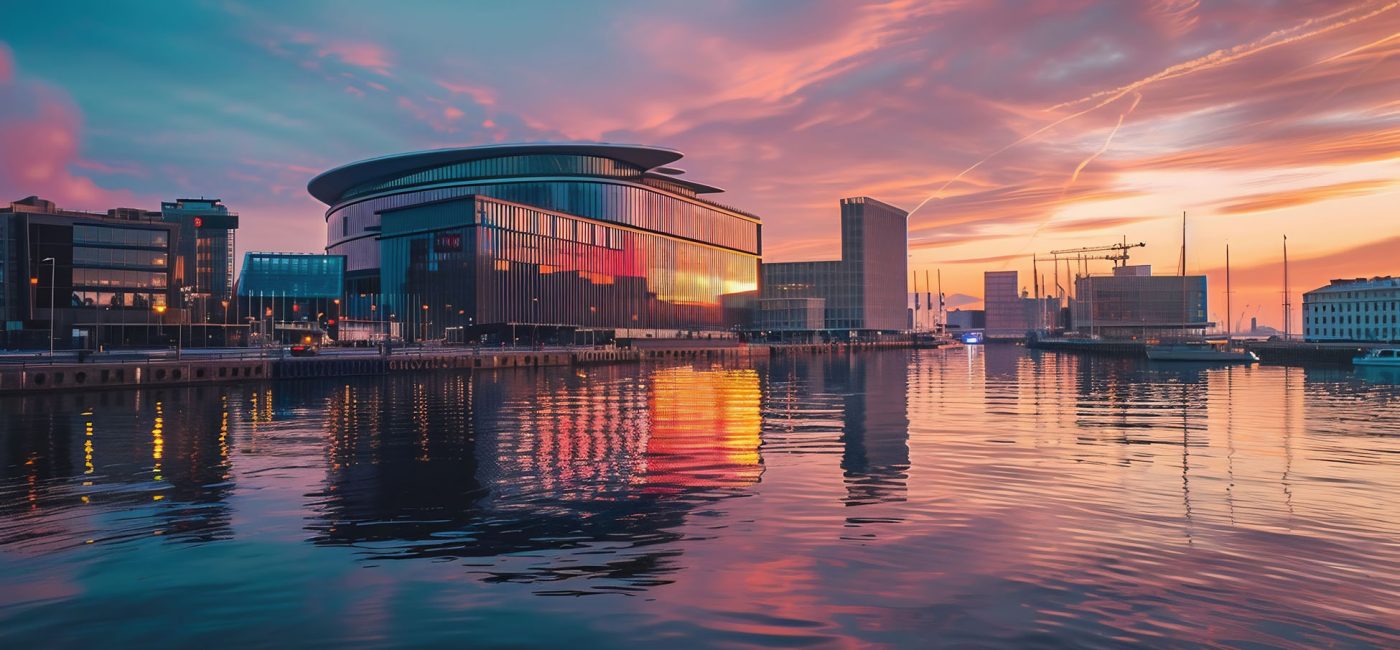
[340,154,644,202]
[70,290,168,309]
[73,224,169,248]
[1307,302,1399,312]
[327,180,760,265]
[72,268,168,289]
[73,246,168,269]
[1305,326,1400,340]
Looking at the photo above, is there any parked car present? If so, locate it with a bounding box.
[289,344,318,357]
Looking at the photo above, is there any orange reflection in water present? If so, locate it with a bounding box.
[644,366,763,492]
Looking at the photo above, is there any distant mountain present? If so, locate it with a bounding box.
[945,293,979,308]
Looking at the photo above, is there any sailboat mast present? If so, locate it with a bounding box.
[927,269,935,334]
[1226,244,1232,340]
[1283,235,1291,341]
[912,270,920,332]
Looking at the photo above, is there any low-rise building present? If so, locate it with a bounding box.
[757,297,826,334]
[945,309,985,332]
[1070,265,1207,340]
[1,196,180,349]
[1303,276,1400,343]
[235,252,345,345]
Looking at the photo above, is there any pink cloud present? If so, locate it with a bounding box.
[280,31,393,76]
[0,55,142,209]
[396,96,458,133]
[317,41,392,76]
[442,106,464,120]
[0,42,12,84]
[436,80,497,106]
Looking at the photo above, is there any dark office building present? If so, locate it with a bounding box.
[759,197,908,336]
[1,196,179,349]
[308,143,761,342]
[161,198,239,323]
[1071,265,1208,339]
[234,252,344,344]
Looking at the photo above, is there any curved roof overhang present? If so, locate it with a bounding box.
[308,142,685,206]
[643,172,724,194]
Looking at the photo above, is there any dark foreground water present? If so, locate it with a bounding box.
[1,347,1398,648]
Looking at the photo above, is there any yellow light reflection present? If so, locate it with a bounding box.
[645,366,763,491]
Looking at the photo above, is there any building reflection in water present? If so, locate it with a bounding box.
[305,364,762,591]
[645,366,763,493]
[763,351,911,512]
[0,388,234,549]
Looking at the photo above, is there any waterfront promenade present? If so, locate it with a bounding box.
[0,340,918,395]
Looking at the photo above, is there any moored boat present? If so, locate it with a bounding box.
[1353,348,1400,367]
[1146,340,1258,363]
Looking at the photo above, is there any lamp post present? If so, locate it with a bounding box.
[221,299,230,346]
[42,257,56,358]
[154,304,168,357]
[532,297,539,348]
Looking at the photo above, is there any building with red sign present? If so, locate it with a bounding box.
[309,143,761,343]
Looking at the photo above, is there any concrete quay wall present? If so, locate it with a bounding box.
[0,343,786,395]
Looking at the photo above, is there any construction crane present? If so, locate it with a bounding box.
[1049,239,1146,268]
[1034,239,1148,311]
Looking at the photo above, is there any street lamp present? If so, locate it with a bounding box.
[153,304,169,356]
[41,257,56,358]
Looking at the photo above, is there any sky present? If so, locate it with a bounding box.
[1,0,1397,331]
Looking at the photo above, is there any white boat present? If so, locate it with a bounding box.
[1147,340,1259,363]
[1354,348,1400,367]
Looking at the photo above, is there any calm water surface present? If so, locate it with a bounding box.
[2,347,1398,648]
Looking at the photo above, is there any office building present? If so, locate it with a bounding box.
[759,197,908,336]
[235,252,345,344]
[1,196,179,349]
[161,198,239,323]
[1070,265,1208,339]
[983,271,1027,339]
[308,143,760,342]
[1303,276,1400,342]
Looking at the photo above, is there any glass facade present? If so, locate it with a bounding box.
[161,199,239,302]
[236,253,345,344]
[237,253,345,299]
[374,196,757,340]
[759,197,909,333]
[68,222,173,310]
[1071,274,1208,339]
[1,200,181,349]
[313,145,761,340]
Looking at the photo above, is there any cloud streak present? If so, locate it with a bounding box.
[1217,179,1396,214]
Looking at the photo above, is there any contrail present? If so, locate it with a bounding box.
[1312,30,1400,66]
[1065,92,1142,191]
[906,0,1398,219]
[1049,1,1397,111]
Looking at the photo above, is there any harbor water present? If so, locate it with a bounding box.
[2,347,1397,647]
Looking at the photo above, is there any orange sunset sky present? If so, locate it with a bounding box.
[1,1,1397,331]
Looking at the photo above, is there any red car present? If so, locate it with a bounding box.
[289,344,318,357]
